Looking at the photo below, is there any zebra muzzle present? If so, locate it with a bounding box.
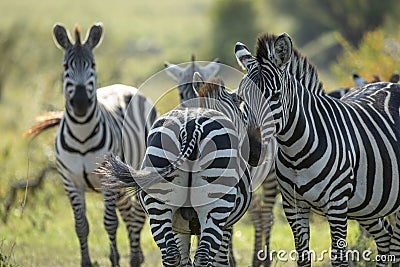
[71,84,90,117]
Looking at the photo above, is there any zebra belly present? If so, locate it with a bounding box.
[347,166,400,219]
[276,158,400,219]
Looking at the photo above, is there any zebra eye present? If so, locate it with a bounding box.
[271,92,280,101]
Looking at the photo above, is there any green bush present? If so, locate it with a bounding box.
[209,0,259,66]
[331,27,400,88]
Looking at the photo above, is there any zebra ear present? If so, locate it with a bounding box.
[390,73,399,83]
[85,23,103,49]
[164,62,183,81]
[192,72,205,95]
[53,24,72,50]
[200,59,220,80]
[235,42,257,72]
[274,33,292,69]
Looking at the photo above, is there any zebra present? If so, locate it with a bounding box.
[235,32,400,266]
[165,58,278,267]
[50,23,157,267]
[96,76,260,266]
[164,54,220,106]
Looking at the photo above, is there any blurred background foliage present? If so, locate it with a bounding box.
[1,0,399,266]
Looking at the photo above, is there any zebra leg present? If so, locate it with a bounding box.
[102,189,120,267]
[174,232,192,266]
[194,205,230,267]
[249,201,264,267]
[116,190,146,267]
[250,176,276,267]
[282,197,311,267]
[358,218,392,266]
[390,211,400,265]
[146,201,180,267]
[327,210,348,267]
[214,226,234,266]
[261,173,277,267]
[64,183,92,267]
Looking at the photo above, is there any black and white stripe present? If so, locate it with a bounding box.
[166,60,278,266]
[235,33,400,266]
[97,77,254,267]
[53,23,157,267]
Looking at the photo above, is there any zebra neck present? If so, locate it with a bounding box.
[64,104,102,142]
[277,79,315,150]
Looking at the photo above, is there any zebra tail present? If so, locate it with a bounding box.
[23,111,64,140]
[95,153,165,194]
[96,121,202,194]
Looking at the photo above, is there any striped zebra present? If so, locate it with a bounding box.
[165,58,278,266]
[96,76,258,266]
[50,23,157,267]
[234,32,400,266]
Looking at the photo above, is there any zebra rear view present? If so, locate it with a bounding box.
[52,23,157,267]
[97,78,254,266]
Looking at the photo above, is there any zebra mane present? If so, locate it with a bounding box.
[74,24,82,45]
[256,34,324,95]
[196,77,224,98]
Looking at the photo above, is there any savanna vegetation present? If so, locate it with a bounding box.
[1,0,399,266]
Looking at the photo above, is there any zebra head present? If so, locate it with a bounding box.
[53,23,103,119]
[192,72,263,167]
[235,33,293,152]
[165,55,220,105]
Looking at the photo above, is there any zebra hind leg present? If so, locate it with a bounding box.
[359,218,392,266]
[102,189,120,267]
[64,184,92,267]
[116,190,146,267]
[193,209,228,266]
[147,204,180,267]
[214,226,234,266]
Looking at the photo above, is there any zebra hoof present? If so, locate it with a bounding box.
[130,250,144,267]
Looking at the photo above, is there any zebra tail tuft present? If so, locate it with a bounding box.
[95,153,166,194]
[23,111,64,140]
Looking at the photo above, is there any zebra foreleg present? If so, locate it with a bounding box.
[359,218,391,266]
[327,209,349,267]
[249,201,264,267]
[116,191,146,267]
[282,198,311,267]
[102,189,120,267]
[65,185,92,267]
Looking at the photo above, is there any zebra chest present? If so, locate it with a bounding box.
[56,148,111,191]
